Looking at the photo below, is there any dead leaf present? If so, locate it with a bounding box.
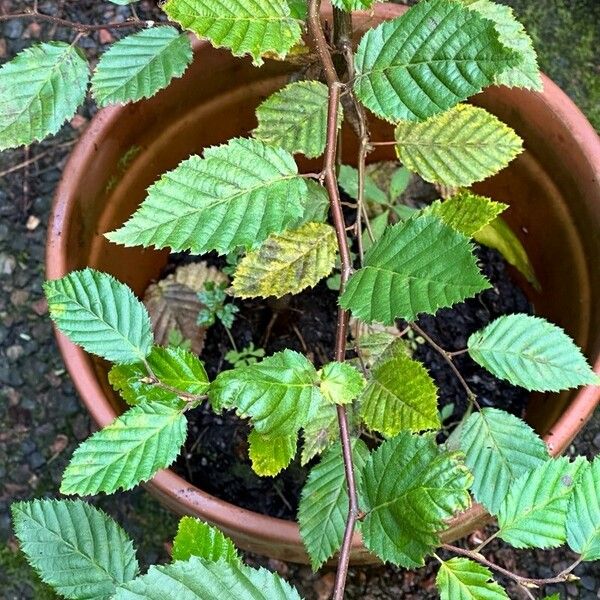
[144,262,227,354]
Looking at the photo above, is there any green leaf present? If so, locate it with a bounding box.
[436,557,508,600]
[253,81,340,158]
[61,403,187,495]
[566,457,600,561]
[162,0,303,65]
[363,211,390,253]
[474,216,540,289]
[360,350,439,436]
[248,430,297,476]
[11,499,138,600]
[298,440,369,570]
[114,556,302,599]
[92,27,192,107]
[172,517,240,565]
[44,268,153,364]
[460,408,549,515]
[301,180,330,223]
[390,167,410,201]
[0,42,89,150]
[232,222,337,299]
[468,314,599,392]
[300,401,339,465]
[286,0,307,20]
[361,432,472,566]
[332,0,377,11]
[354,331,405,367]
[353,0,519,122]
[209,349,321,436]
[110,361,178,407]
[146,345,209,393]
[463,0,542,90]
[318,362,366,406]
[394,104,523,187]
[340,215,489,324]
[423,191,507,237]
[338,164,388,205]
[109,345,209,408]
[107,138,307,255]
[498,456,587,548]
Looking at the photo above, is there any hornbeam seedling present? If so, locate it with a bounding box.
[2,0,599,598]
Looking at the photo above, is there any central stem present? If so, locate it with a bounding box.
[308,2,360,598]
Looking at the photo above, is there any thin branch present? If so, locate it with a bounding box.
[443,544,581,588]
[0,140,76,178]
[0,10,156,33]
[307,3,359,599]
[339,40,373,266]
[308,1,340,91]
[224,327,238,353]
[474,530,499,553]
[410,322,480,408]
[448,348,468,357]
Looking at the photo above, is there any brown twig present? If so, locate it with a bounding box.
[307,3,359,599]
[410,322,479,408]
[0,10,155,33]
[339,41,373,264]
[0,140,76,179]
[442,544,581,588]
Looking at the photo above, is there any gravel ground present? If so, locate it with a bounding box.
[0,1,598,598]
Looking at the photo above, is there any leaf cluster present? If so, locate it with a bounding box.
[4,0,600,598]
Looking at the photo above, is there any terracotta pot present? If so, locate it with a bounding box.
[47,3,600,564]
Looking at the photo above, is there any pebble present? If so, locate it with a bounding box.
[6,344,24,361]
[10,289,29,307]
[70,114,89,130]
[72,413,90,440]
[98,28,115,45]
[3,19,24,39]
[28,451,45,470]
[581,576,597,591]
[313,572,335,600]
[49,434,69,456]
[592,431,600,450]
[21,439,36,455]
[23,22,42,39]
[267,559,288,576]
[0,253,16,275]
[25,215,40,231]
[0,511,12,541]
[31,298,48,316]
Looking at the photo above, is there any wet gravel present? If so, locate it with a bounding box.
[0,0,598,598]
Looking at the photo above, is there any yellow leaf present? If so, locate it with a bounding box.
[248,430,297,476]
[395,104,523,187]
[232,222,337,298]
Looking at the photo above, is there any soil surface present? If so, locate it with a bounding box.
[171,199,532,521]
[0,0,598,599]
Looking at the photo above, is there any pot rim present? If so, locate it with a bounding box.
[46,3,600,558]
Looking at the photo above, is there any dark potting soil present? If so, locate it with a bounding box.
[168,182,534,521]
